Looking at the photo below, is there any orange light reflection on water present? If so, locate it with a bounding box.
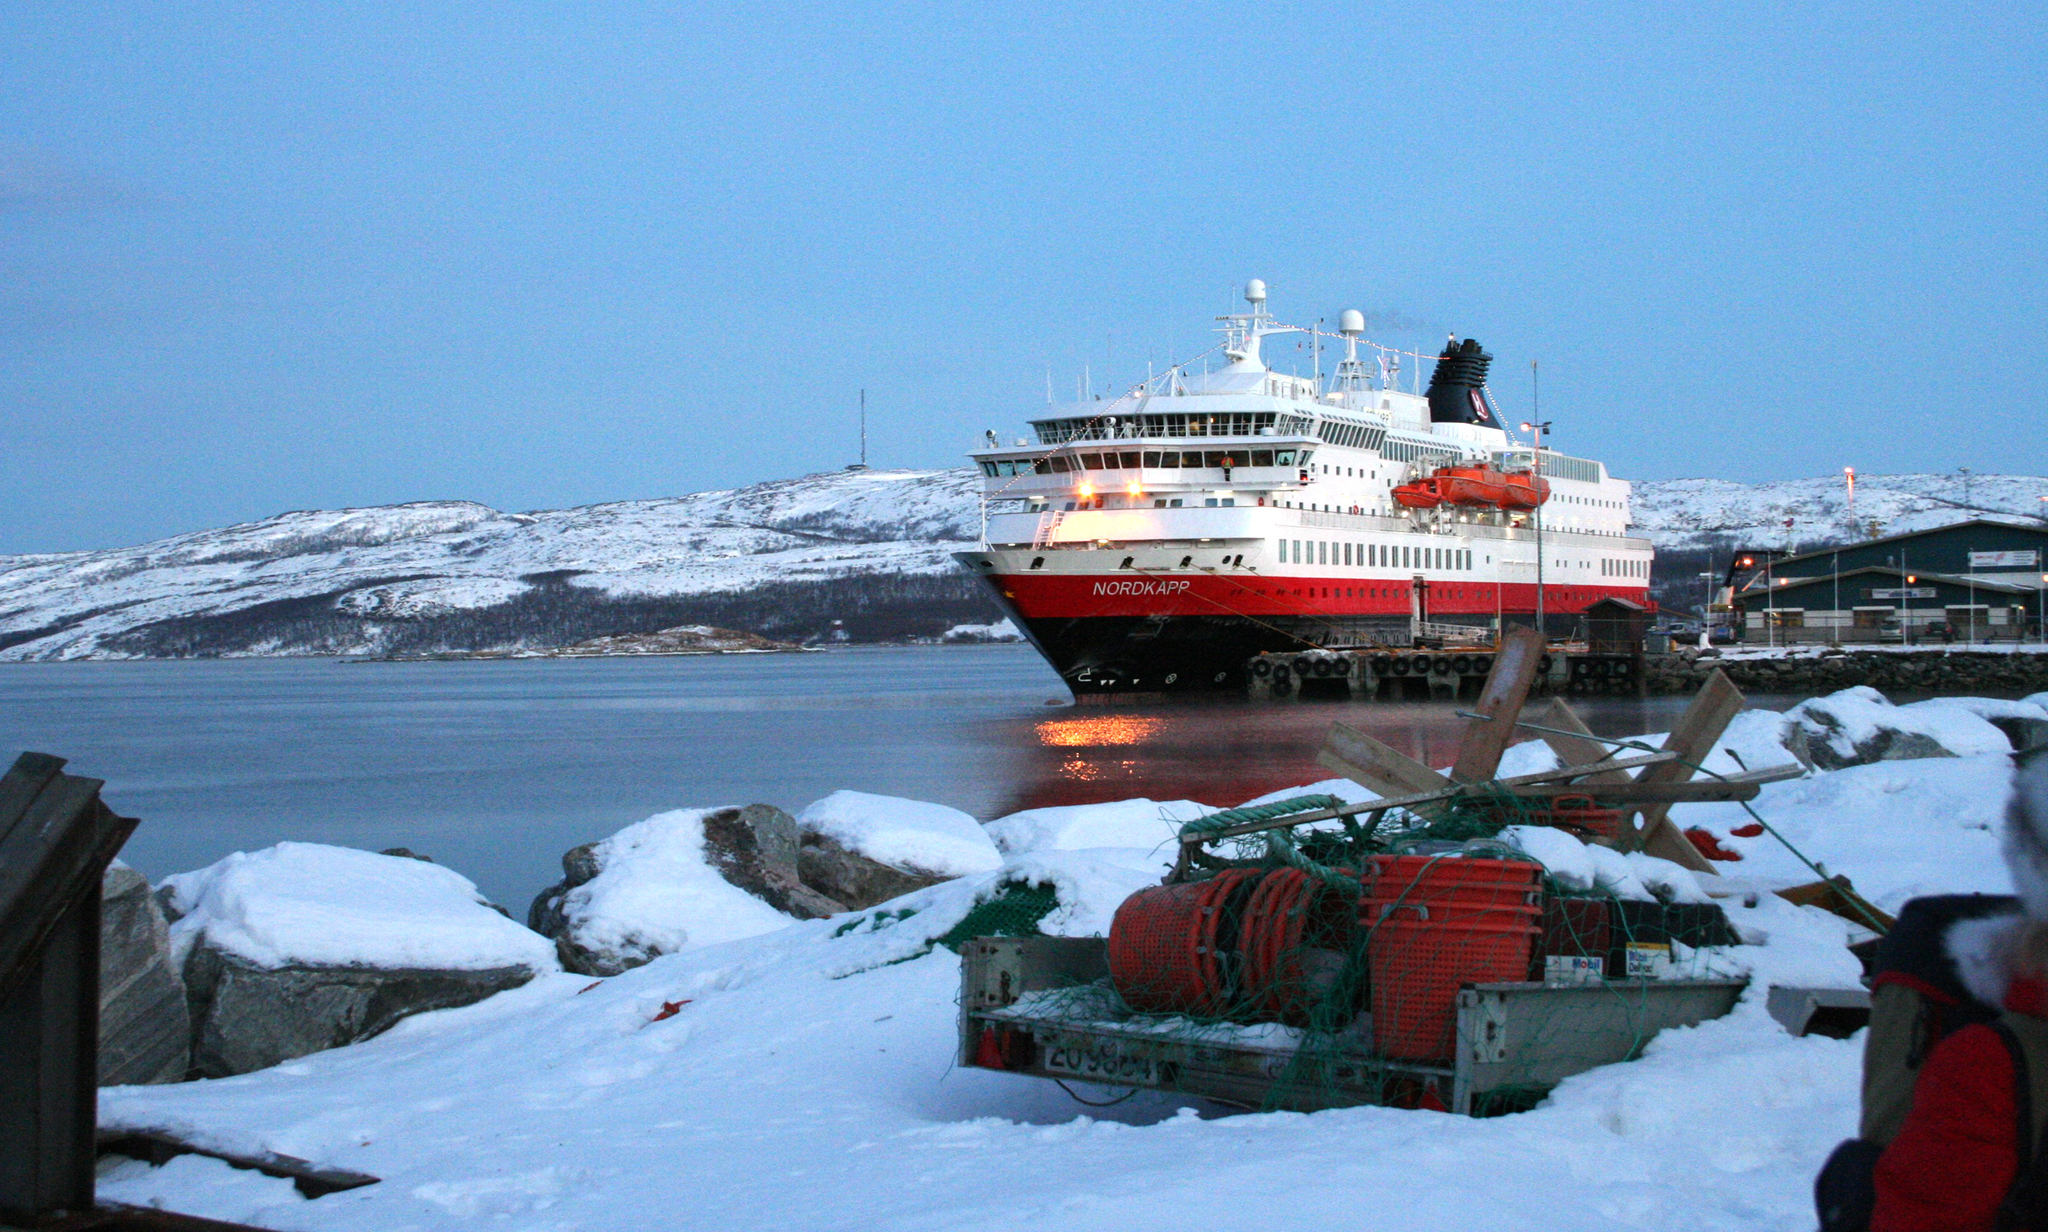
[1035,715,1166,748]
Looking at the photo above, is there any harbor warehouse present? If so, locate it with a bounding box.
[1734,520,2048,642]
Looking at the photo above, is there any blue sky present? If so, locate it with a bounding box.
[2,3,2042,553]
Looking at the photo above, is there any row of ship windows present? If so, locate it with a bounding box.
[1602,558,1648,578]
[1283,540,1474,572]
[981,448,1316,477]
[1032,412,1281,443]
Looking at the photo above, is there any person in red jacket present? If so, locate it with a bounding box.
[1874,748,2048,1232]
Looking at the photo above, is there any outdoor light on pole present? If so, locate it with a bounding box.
[1521,417,1552,639]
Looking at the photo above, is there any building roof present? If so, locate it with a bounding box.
[1765,517,2048,574]
[1744,562,2034,601]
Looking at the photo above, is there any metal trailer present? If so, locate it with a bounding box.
[959,936,1746,1116]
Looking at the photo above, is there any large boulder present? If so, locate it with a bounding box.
[794,791,1002,909]
[528,806,833,977]
[1786,686,2016,771]
[99,861,190,1085]
[162,843,558,1078]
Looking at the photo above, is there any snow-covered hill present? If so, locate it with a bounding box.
[0,469,987,661]
[3,469,2042,660]
[1630,471,2048,554]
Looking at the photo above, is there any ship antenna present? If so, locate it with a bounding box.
[860,388,867,468]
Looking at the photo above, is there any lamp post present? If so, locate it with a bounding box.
[1520,417,1552,640]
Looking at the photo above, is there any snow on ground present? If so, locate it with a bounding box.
[160,843,558,972]
[561,809,797,961]
[1788,685,2014,761]
[98,720,2019,1231]
[796,790,1003,877]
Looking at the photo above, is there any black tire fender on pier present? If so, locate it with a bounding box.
[1411,654,1434,676]
[1388,657,1410,677]
[1371,654,1393,675]
[1538,654,1554,674]
[1432,656,1454,676]
[1313,658,1335,678]
[1251,658,1272,678]
[1451,655,1472,674]
[1473,655,1494,675]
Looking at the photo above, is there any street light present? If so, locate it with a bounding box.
[1521,418,1553,639]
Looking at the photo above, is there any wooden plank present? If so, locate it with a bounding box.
[1531,699,1634,787]
[1777,878,1896,933]
[0,752,70,853]
[1181,752,1713,847]
[98,1130,381,1199]
[1316,723,1450,800]
[1448,627,1546,783]
[1621,669,1745,855]
[1499,781,1768,804]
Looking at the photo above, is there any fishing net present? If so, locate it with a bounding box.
[992,794,1746,1115]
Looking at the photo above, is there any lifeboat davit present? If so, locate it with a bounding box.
[1391,480,1442,509]
[1433,464,1510,507]
[1499,471,1551,510]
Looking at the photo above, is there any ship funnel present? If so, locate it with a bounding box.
[1425,337,1502,428]
[1244,279,1266,305]
[1338,309,1364,336]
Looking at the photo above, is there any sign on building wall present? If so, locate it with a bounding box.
[1970,550,2041,568]
[1869,587,1937,599]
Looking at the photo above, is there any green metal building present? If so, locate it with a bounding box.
[1734,519,2047,643]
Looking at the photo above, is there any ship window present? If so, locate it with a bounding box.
[1220,498,1234,506]
[1251,449,1274,467]
[1079,452,1103,469]
[1119,452,1140,468]
[1158,450,1181,467]
[1155,499,1166,508]
[980,461,997,477]
[1275,450,1296,465]
[1169,499,1182,507]
[1030,556,1045,570]
[1101,453,1121,469]
[1063,502,1075,511]
[1048,456,1070,473]
[1205,498,1217,507]
[1142,451,1162,467]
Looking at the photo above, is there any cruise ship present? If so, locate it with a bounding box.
[957,282,1654,693]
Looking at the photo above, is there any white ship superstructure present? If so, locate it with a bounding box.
[956,282,1654,692]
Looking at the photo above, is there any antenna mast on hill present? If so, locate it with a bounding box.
[846,389,869,472]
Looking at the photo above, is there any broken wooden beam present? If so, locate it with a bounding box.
[97,1129,381,1199]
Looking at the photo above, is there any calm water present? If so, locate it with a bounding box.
[0,646,1773,912]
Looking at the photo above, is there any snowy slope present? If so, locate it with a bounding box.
[1629,471,2048,554]
[0,469,984,660]
[3,468,2041,659]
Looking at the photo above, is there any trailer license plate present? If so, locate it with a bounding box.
[1044,1038,1159,1085]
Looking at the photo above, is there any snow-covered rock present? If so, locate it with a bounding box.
[528,806,831,977]
[791,790,1003,910]
[941,618,1022,643]
[795,790,1001,879]
[1908,696,2048,754]
[1787,686,2016,770]
[99,861,189,1086]
[984,798,1215,857]
[161,843,558,1077]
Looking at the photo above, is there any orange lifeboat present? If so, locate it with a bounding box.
[1499,471,1551,510]
[1391,479,1442,509]
[1433,464,1510,507]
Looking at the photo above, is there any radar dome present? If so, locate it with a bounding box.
[1245,279,1266,304]
[1339,308,1365,335]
